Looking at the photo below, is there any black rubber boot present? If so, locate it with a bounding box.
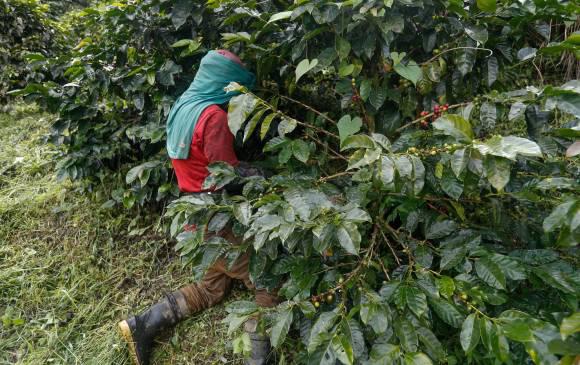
[244,318,273,365]
[118,291,189,365]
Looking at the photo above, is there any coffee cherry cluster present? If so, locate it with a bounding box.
[398,78,412,88]
[418,103,450,128]
[407,143,460,156]
[311,291,335,308]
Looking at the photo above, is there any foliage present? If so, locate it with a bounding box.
[0,105,242,364]
[0,0,65,102]
[13,0,580,363]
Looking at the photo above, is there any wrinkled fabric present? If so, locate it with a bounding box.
[166,50,255,159]
[178,227,279,313]
[171,105,239,193]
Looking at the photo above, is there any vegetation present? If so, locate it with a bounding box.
[0,104,244,364]
[2,0,580,364]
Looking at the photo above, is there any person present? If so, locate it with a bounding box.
[118,50,278,365]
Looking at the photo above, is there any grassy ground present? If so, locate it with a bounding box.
[0,103,245,365]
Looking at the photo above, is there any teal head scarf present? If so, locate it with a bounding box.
[166,50,256,159]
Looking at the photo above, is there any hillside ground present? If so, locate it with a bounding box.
[0,103,246,365]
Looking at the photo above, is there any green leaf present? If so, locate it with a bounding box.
[126,161,161,187]
[426,220,458,239]
[296,59,318,82]
[244,108,267,142]
[484,156,511,191]
[332,334,354,365]
[308,311,339,353]
[455,47,476,76]
[543,201,576,232]
[476,0,496,12]
[560,312,580,339]
[395,319,418,352]
[337,115,363,144]
[439,246,467,270]
[429,298,464,328]
[291,140,310,163]
[268,11,292,23]
[271,306,294,348]
[417,327,445,361]
[460,314,480,353]
[480,102,497,130]
[436,276,455,298]
[465,24,488,44]
[156,60,183,86]
[336,222,361,255]
[233,202,251,226]
[278,117,298,137]
[337,37,351,60]
[171,0,193,29]
[489,254,526,280]
[432,115,474,142]
[368,343,400,364]
[228,94,258,135]
[360,79,372,101]
[567,141,580,157]
[547,93,580,118]
[487,56,498,87]
[392,52,421,86]
[340,319,366,361]
[450,148,468,177]
[426,62,441,82]
[441,173,463,200]
[339,63,355,77]
[223,313,251,335]
[369,83,387,110]
[403,286,428,318]
[499,311,534,342]
[341,135,375,151]
[260,113,277,140]
[404,352,433,365]
[232,332,251,355]
[517,47,537,61]
[226,300,259,315]
[380,156,395,185]
[475,257,506,290]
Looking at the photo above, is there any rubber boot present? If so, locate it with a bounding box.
[244,318,273,365]
[118,291,190,365]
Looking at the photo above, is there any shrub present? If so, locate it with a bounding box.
[16,0,580,363]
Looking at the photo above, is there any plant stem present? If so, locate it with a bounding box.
[318,171,353,183]
[278,94,338,125]
[309,134,347,161]
[377,227,402,265]
[395,102,470,133]
[420,47,493,66]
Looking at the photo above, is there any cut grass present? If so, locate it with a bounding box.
[0,103,245,365]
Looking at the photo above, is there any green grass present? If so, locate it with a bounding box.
[0,103,245,365]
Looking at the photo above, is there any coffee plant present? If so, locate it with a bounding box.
[0,0,71,103]
[13,0,580,363]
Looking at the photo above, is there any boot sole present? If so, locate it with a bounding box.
[118,320,141,365]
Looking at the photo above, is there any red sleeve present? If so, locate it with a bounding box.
[203,109,239,166]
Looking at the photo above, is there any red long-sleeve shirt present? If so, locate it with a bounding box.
[171,105,239,192]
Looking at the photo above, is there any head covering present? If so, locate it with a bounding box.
[216,49,244,66]
[166,50,255,159]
